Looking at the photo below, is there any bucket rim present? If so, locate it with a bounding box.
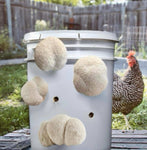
[23,30,118,44]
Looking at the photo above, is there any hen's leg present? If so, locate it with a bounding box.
[122,114,132,130]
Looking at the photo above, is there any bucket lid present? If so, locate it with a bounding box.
[24,30,118,44]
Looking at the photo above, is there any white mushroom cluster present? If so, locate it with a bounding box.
[38,114,86,147]
[34,37,67,71]
[21,76,48,105]
[73,56,108,96]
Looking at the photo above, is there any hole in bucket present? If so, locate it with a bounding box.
[53,96,59,102]
[89,112,94,118]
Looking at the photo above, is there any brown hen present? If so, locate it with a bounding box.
[112,51,144,130]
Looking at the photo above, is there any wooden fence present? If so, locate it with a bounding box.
[0,0,70,43]
[0,0,147,51]
[72,1,147,33]
[122,26,147,52]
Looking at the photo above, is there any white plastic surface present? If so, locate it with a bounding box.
[28,61,113,150]
[24,30,117,150]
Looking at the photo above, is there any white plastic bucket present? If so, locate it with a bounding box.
[24,30,118,150]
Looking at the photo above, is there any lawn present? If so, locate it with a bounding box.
[0,64,147,136]
[0,64,29,135]
[0,102,29,135]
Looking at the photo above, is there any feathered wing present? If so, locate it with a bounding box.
[113,73,124,101]
[112,69,144,115]
[112,53,144,117]
[112,73,129,114]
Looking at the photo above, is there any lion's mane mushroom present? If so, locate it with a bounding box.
[21,76,48,105]
[34,37,67,71]
[46,114,70,145]
[38,121,54,147]
[73,56,108,96]
[64,117,87,146]
[38,114,86,147]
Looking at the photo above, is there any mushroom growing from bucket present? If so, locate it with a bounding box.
[34,37,67,71]
[38,121,54,147]
[21,76,48,105]
[73,56,108,96]
[38,114,86,147]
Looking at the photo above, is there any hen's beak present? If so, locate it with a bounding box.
[127,57,136,67]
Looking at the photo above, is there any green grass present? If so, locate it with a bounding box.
[0,64,29,135]
[0,102,29,136]
[0,64,27,101]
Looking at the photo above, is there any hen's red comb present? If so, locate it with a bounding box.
[128,50,136,56]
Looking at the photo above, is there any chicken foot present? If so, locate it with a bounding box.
[122,114,133,132]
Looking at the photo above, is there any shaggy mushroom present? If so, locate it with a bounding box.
[64,117,87,146]
[34,37,67,71]
[38,114,86,147]
[38,121,54,146]
[21,76,48,105]
[73,56,108,96]
[46,114,70,145]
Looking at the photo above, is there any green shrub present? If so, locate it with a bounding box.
[35,20,50,31]
[34,0,78,6]
[0,104,29,135]
[35,19,67,31]
[114,35,147,59]
[0,28,11,52]
[0,64,27,100]
[0,28,26,60]
[0,64,28,135]
[137,42,147,59]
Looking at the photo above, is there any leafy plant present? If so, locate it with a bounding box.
[0,64,28,135]
[34,0,110,6]
[82,0,107,6]
[35,19,67,31]
[0,28,26,60]
[0,64,27,100]
[0,28,13,52]
[137,41,147,59]
[34,0,79,6]
[35,20,50,31]
[115,34,147,59]
[114,35,128,57]
[0,104,29,136]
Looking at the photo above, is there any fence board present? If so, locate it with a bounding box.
[1,0,147,51]
[0,0,6,30]
[0,0,70,42]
